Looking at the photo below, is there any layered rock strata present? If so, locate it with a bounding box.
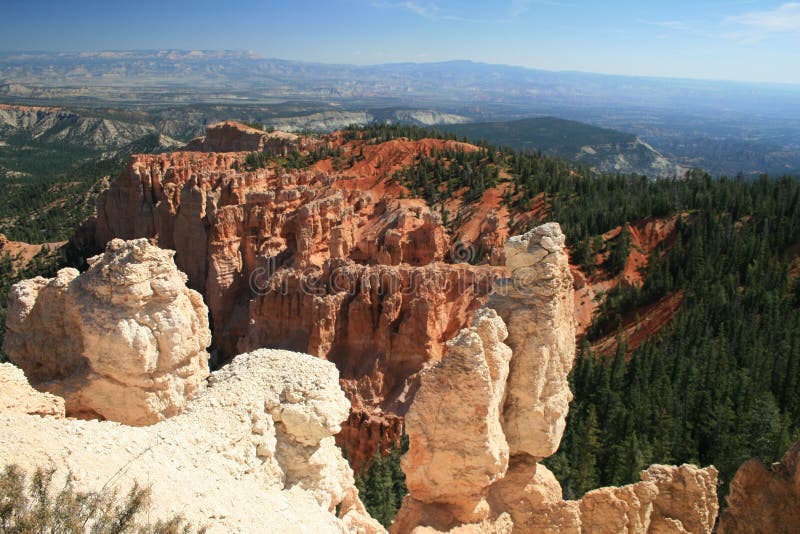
[392,224,719,533]
[3,238,211,425]
[184,120,304,154]
[0,349,383,534]
[87,124,503,465]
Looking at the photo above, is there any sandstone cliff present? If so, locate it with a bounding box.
[392,224,719,533]
[184,120,304,154]
[0,349,383,534]
[4,238,211,425]
[88,123,505,466]
[719,440,800,534]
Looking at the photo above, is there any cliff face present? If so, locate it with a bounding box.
[0,349,382,534]
[392,224,719,533]
[88,123,506,466]
[719,441,800,534]
[184,121,305,154]
[4,238,211,425]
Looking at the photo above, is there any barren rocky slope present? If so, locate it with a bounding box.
[0,348,381,533]
[0,104,182,151]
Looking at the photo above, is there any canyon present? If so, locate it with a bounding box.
[85,122,507,466]
[0,226,726,533]
[81,121,686,465]
[1,121,795,532]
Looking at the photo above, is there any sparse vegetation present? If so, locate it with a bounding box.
[354,435,408,528]
[0,465,202,533]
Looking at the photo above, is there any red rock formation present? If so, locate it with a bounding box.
[590,291,684,358]
[89,122,509,467]
[571,215,683,338]
[0,233,64,273]
[184,120,305,154]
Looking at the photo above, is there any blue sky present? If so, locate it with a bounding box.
[1,0,799,83]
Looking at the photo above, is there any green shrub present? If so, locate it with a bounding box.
[0,465,203,533]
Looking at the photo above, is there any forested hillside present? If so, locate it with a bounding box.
[346,125,800,518]
[437,117,685,179]
[0,137,120,242]
[0,137,120,362]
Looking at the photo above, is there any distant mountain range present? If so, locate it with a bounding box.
[0,50,799,176]
[0,103,686,178]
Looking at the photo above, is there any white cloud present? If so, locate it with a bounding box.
[372,1,439,19]
[726,2,800,40]
[371,1,476,21]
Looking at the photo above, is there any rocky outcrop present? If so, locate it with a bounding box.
[0,349,383,533]
[0,362,65,418]
[642,464,719,534]
[240,261,491,398]
[393,224,718,533]
[4,238,210,425]
[490,222,576,458]
[719,441,800,534]
[401,308,512,522]
[88,131,501,466]
[184,120,303,155]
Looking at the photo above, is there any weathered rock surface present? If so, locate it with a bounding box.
[393,224,718,533]
[88,126,501,465]
[4,238,211,425]
[402,308,512,522]
[642,464,719,534]
[0,349,383,534]
[0,362,65,417]
[719,440,800,534]
[490,222,576,459]
[184,120,303,154]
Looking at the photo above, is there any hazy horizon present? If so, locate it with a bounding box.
[2,48,800,88]
[1,0,799,85]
